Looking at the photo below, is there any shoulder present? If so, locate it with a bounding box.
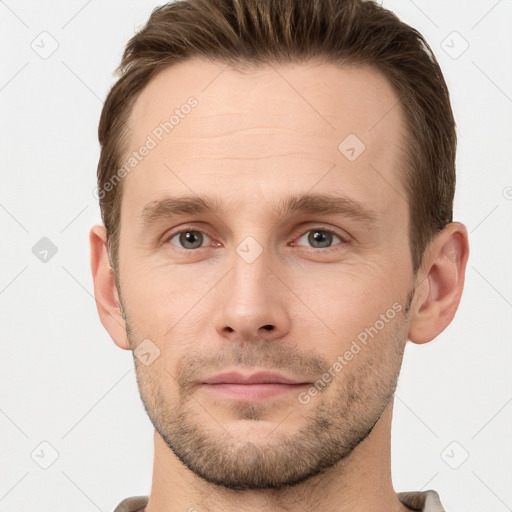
[398,490,445,512]
[112,495,149,512]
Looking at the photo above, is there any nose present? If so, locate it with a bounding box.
[213,245,291,343]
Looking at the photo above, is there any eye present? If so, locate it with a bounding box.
[294,228,346,249]
[163,226,347,251]
[166,229,212,250]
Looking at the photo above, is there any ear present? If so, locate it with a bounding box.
[90,225,130,350]
[408,222,469,344]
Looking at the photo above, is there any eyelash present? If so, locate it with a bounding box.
[163,225,349,251]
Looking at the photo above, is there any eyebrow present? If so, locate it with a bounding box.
[139,193,378,227]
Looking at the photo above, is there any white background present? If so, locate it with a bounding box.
[0,1,511,511]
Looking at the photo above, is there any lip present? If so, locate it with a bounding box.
[202,371,309,401]
[203,371,305,385]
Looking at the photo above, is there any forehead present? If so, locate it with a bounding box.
[122,57,407,220]
[129,57,403,140]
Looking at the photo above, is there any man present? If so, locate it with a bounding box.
[90,0,469,510]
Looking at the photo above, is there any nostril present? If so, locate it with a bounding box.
[262,325,274,331]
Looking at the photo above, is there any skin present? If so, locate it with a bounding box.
[90,58,469,512]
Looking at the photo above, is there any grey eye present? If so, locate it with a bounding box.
[296,229,342,249]
[169,230,209,249]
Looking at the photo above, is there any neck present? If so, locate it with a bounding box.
[144,400,409,512]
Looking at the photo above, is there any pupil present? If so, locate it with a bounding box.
[309,230,332,248]
[181,231,202,249]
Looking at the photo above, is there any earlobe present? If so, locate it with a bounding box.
[408,222,469,344]
[90,225,130,350]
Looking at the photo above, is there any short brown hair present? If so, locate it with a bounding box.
[97,0,456,276]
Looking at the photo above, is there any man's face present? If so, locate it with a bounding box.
[117,58,416,490]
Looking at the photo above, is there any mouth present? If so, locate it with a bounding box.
[201,371,310,401]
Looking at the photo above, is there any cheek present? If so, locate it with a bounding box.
[120,258,213,328]
[135,360,179,424]
[294,265,400,335]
